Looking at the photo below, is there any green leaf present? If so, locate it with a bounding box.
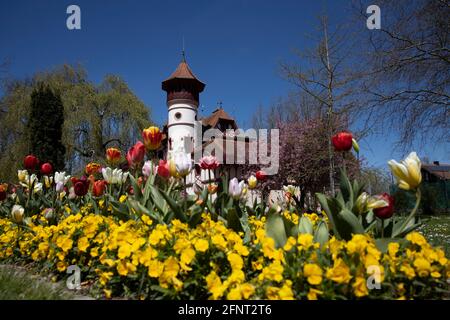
[352,179,365,199]
[142,177,153,204]
[265,214,287,248]
[365,210,374,224]
[109,199,128,216]
[158,187,187,222]
[226,208,243,232]
[339,169,353,204]
[316,193,342,238]
[314,221,329,246]
[128,199,159,222]
[364,220,377,233]
[337,208,365,239]
[149,186,170,223]
[393,222,422,238]
[128,175,143,200]
[298,216,313,235]
[188,207,203,228]
[375,238,406,253]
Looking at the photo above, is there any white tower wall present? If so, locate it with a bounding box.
[167,102,197,155]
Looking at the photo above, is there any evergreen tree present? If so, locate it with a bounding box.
[28,84,66,171]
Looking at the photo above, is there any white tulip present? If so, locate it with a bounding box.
[229,178,245,199]
[388,152,422,191]
[174,152,192,177]
[54,172,71,185]
[142,161,154,177]
[68,187,76,200]
[283,185,301,198]
[11,205,24,224]
[55,182,64,193]
[102,167,128,184]
[102,167,113,183]
[20,174,40,193]
[33,182,43,194]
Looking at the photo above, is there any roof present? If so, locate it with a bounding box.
[201,108,237,129]
[422,164,450,180]
[162,60,205,91]
[193,137,254,164]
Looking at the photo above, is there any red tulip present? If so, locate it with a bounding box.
[106,147,122,166]
[373,193,395,220]
[256,170,267,181]
[92,180,107,197]
[157,160,170,179]
[126,141,145,168]
[142,126,163,151]
[71,176,90,197]
[40,162,53,175]
[0,184,7,201]
[331,131,353,152]
[85,162,102,175]
[24,155,39,170]
[199,155,220,170]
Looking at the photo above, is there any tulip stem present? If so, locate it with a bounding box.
[394,188,421,237]
[208,169,213,204]
[342,152,347,173]
[184,175,187,213]
[381,219,384,238]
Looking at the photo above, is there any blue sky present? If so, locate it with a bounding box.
[1,0,448,168]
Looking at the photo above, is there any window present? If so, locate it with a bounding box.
[175,112,182,120]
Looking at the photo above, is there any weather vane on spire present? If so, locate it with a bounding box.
[182,36,186,62]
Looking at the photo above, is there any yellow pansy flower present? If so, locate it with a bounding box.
[194,239,209,252]
[353,276,369,297]
[227,253,244,271]
[307,288,323,300]
[406,232,427,247]
[326,258,352,284]
[147,260,164,278]
[303,263,323,285]
[77,237,89,252]
[413,257,431,277]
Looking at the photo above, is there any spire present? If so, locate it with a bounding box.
[182,36,186,62]
[162,56,206,107]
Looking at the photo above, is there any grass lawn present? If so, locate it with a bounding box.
[0,266,74,300]
[418,215,450,256]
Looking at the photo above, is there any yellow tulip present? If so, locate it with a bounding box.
[366,195,389,210]
[142,126,162,151]
[388,152,422,191]
[168,157,178,177]
[17,170,28,183]
[248,175,257,189]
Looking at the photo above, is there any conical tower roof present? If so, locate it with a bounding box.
[162,60,205,92]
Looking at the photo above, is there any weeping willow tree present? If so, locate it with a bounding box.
[0,64,152,181]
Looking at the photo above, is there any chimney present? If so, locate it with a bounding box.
[433,161,440,166]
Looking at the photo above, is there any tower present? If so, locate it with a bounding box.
[162,57,205,156]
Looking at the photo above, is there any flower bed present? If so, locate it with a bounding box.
[1,128,449,299]
[0,209,448,300]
